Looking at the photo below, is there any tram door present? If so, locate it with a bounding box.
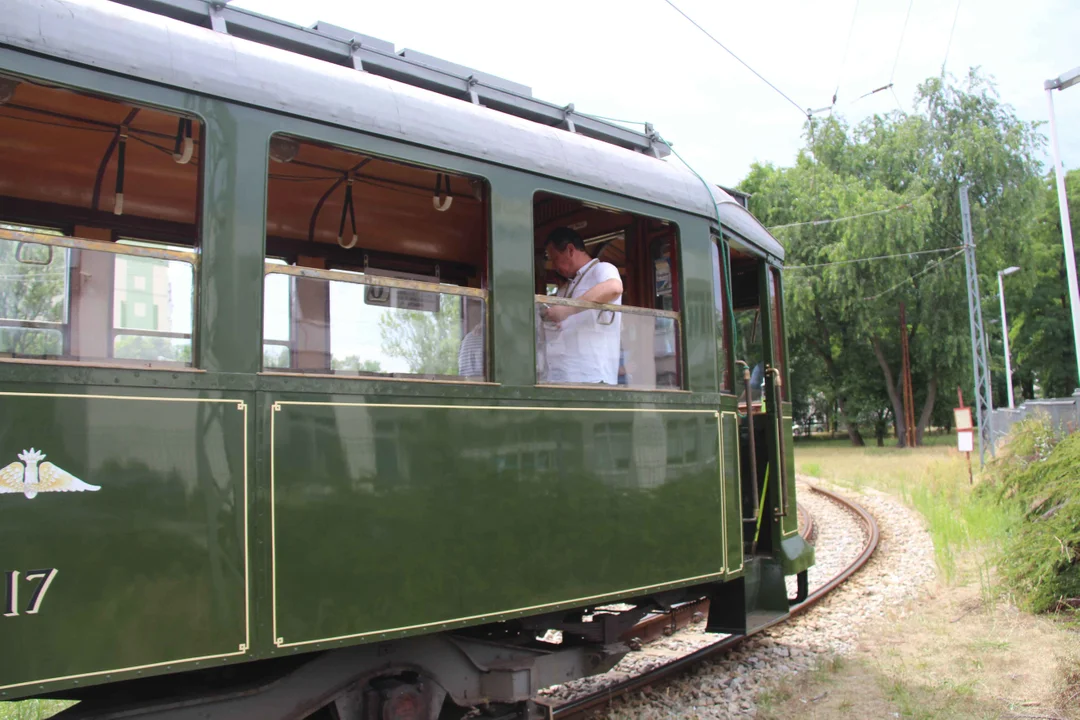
[730,253,795,554]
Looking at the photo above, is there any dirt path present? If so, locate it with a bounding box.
[758,531,1079,720]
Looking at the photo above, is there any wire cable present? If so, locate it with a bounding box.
[785,245,962,270]
[941,0,962,76]
[861,249,963,301]
[890,0,915,84]
[768,203,912,230]
[660,0,809,118]
[831,0,862,107]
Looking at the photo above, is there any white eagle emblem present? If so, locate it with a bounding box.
[0,449,100,499]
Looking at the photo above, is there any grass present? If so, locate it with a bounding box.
[0,701,73,720]
[793,438,1017,584]
[754,435,1080,720]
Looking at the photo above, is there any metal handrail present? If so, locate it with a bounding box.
[0,228,198,265]
[266,263,487,299]
[534,294,680,320]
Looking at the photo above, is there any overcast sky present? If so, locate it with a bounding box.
[231,0,1079,188]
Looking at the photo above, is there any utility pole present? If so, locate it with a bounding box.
[960,185,994,464]
[1044,67,1080,389]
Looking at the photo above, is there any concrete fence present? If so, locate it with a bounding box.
[988,390,1080,445]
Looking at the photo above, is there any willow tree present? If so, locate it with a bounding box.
[742,69,1044,446]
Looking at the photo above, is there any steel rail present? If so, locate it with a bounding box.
[550,484,878,719]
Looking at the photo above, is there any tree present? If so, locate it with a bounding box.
[1009,169,1080,399]
[263,345,290,368]
[379,299,462,375]
[741,69,1046,446]
[113,335,190,363]
[332,355,383,373]
[0,237,65,356]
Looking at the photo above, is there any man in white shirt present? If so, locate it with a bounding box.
[539,227,624,384]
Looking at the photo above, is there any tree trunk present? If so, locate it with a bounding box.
[871,335,907,447]
[837,395,865,446]
[914,373,938,446]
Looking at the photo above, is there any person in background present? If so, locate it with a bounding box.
[539,227,624,384]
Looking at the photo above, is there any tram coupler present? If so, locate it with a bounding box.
[788,569,809,606]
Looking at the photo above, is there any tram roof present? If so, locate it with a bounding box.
[1,0,784,262]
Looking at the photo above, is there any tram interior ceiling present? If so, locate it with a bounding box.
[0,76,200,366]
[533,192,682,390]
[262,135,491,381]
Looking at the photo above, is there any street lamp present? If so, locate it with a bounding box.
[998,266,1021,408]
[1044,66,1080,389]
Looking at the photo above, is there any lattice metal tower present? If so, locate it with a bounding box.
[960,185,995,464]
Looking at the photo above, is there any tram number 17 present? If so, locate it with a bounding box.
[3,569,59,617]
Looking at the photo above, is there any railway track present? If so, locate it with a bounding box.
[546,484,879,719]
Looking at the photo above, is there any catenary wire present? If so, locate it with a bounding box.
[890,0,915,84]
[768,203,912,230]
[941,0,962,76]
[831,0,862,107]
[785,245,962,270]
[861,249,963,301]
[660,0,809,119]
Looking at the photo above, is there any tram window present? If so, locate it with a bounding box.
[769,266,786,400]
[533,192,681,390]
[711,239,733,392]
[730,251,764,409]
[0,77,202,367]
[261,135,490,381]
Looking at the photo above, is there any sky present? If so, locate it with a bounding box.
[229,0,1080,187]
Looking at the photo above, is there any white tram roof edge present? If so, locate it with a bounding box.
[1,0,784,262]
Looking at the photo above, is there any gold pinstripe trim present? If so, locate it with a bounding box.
[0,392,250,693]
[270,400,725,649]
[779,414,797,537]
[715,412,727,575]
[720,411,744,574]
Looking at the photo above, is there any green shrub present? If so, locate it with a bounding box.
[983,416,1080,613]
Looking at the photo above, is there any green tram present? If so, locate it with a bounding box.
[0,1,812,717]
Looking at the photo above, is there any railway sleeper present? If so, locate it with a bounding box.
[51,634,625,720]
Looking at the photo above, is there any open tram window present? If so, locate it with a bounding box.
[532,191,681,390]
[0,76,201,367]
[768,266,787,400]
[711,237,734,393]
[261,135,490,381]
[729,244,771,411]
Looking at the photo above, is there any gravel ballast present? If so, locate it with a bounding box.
[542,479,937,718]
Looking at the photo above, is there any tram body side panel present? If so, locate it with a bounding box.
[0,386,249,698]
[266,395,732,650]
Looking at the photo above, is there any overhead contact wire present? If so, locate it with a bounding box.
[941,0,962,76]
[768,203,912,230]
[660,0,809,119]
[785,245,962,270]
[860,249,964,301]
[831,0,862,107]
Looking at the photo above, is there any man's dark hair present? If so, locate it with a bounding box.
[545,227,586,252]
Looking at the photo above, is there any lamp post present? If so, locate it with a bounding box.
[997,266,1021,408]
[1044,66,1080,389]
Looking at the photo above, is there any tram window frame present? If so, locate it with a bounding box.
[531,190,684,392]
[0,77,205,370]
[711,236,734,393]
[259,133,493,383]
[768,266,787,401]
